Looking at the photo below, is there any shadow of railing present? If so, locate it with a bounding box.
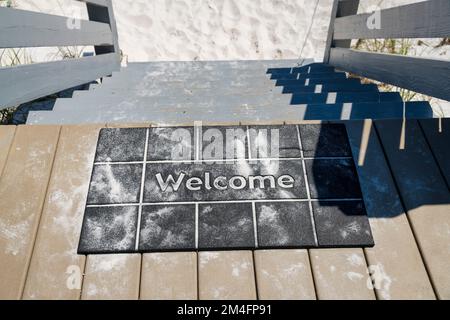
[266,65,449,222]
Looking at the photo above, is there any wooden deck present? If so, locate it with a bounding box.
[0,119,449,300]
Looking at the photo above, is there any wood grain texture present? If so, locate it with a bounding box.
[254,250,316,300]
[86,0,119,55]
[419,119,450,189]
[333,0,360,49]
[0,125,60,299]
[22,125,101,300]
[199,251,257,300]
[375,120,450,299]
[324,0,340,63]
[346,120,435,300]
[0,126,16,178]
[310,248,376,300]
[334,0,450,40]
[0,53,120,109]
[140,253,198,300]
[0,7,113,48]
[82,254,141,300]
[329,48,450,101]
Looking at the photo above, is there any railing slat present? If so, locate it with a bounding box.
[86,0,119,55]
[0,7,113,48]
[0,53,120,109]
[334,0,450,40]
[329,48,450,101]
[324,0,360,63]
[77,0,109,7]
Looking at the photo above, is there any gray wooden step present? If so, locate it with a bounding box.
[59,92,403,115]
[269,72,346,80]
[94,69,346,88]
[67,83,374,106]
[99,71,347,88]
[90,73,348,89]
[268,65,335,74]
[28,101,433,125]
[83,83,378,100]
[71,91,401,107]
[122,59,313,71]
[54,89,399,114]
[85,72,347,92]
[76,78,360,99]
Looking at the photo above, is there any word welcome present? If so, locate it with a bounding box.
[155,172,295,192]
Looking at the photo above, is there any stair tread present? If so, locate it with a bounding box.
[66,90,398,107]
[28,101,432,125]
[81,79,361,97]
[80,83,377,99]
[25,60,433,125]
[54,92,403,113]
[98,71,346,89]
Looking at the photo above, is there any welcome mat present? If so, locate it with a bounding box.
[78,124,374,254]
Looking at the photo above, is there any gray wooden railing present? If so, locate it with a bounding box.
[324,0,450,101]
[0,0,120,110]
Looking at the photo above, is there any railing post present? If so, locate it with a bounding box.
[324,0,360,63]
[85,0,120,56]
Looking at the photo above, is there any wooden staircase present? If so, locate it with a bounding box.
[27,60,433,125]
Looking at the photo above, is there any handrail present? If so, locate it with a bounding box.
[0,0,120,110]
[324,0,450,101]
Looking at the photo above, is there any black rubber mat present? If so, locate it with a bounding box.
[78,124,374,254]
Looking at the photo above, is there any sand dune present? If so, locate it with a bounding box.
[13,0,439,62]
[9,0,450,114]
[111,0,333,62]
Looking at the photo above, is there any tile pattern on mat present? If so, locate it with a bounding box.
[79,124,374,254]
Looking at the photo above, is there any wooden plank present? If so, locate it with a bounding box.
[87,0,120,55]
[77,122,144,301]
[78,0,108,7]
[22,125,101,300]
[0,7,113,48]
[316,0,362,62]
[140,253,197,300]
[0,126,16,177]
[334,0,450,40]
[81,254,141,300]
[419,119,450,189]
[323,0,340,63]
[310,248,376,300]
[0,53,120,109]
[0,125,60,299]
[198,251,257,300]
[329,48,450,102]
[346,120,435,300]
[375,119,450,299]
[333,0,360,49]
[254,250,316,300]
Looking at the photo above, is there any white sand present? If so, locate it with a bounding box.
[11,0,448,62]
[12,0,334,62]
[7,0,450,114]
